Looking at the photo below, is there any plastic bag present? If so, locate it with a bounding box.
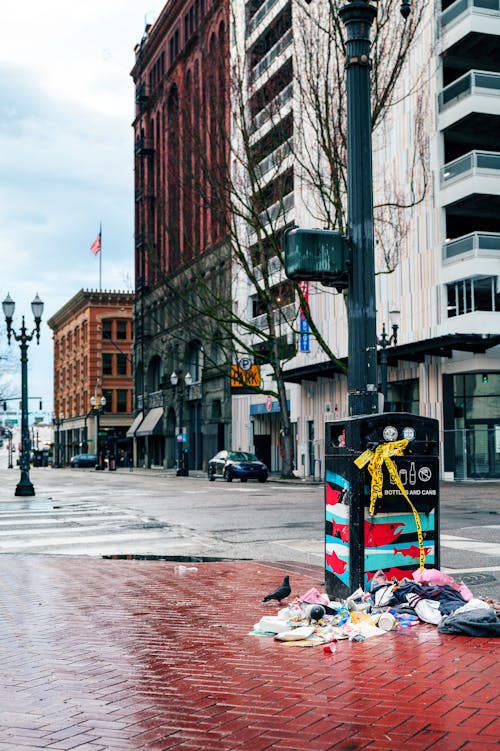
[412,568,473,601]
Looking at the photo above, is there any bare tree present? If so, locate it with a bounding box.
[293,0,431,271]
[142,0,431,476]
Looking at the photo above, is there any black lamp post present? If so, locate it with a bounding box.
[378,321,399,402]
[90,395,107,469]
[52,412,64,467]
[170,371,193,476]
[2,292,44,496]
[339,0,410,415]
[7,430,13,469]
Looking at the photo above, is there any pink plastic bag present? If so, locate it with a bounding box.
[299,587,330,606]
[412,568,473,601]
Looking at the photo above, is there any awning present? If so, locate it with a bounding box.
[126,412,144,438]
[136,407,164,437]
[283,333,500,383]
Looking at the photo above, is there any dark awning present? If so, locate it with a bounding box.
[126,411,144,438]
[385,333,500,366]
[136,407,164,437]
[283,333,500,384]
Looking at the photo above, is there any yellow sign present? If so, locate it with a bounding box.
[230,364,261,389]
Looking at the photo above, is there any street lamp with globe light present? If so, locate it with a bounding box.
[170,371,193,476]
[2,292,44,496]
[90,395,107,469]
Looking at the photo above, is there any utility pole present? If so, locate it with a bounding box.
[339,0,379,417]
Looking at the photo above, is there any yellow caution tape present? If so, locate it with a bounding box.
[354,439,426,571]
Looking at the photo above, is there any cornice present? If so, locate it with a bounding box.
[47,289,135,331]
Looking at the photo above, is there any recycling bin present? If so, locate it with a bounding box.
[324,413,440,599]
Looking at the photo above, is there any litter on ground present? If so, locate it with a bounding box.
[250,568,500,646]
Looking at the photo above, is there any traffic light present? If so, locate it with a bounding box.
[252,335,297,365]
[253,340,273,365]
[482,374,489,384]
[2,402,6,411]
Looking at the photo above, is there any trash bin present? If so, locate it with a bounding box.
[325,413,440,599]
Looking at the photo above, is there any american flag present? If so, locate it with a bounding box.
[90,230,101,256]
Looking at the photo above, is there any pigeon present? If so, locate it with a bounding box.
[262,575,291,603]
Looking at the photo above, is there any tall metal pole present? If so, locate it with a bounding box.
[339,0,378,417]
[17,319,34,496]
[178,387,184,474]
[380,346,388,402]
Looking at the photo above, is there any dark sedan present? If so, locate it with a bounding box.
[207,450,268,483]
[69,453,97,468]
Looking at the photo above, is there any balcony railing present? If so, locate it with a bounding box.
[443,231,500,261]
[251,302,297,330]
[439,69,500,111]
[247,0,280,36]
[440,150,500,184]
[252,82,293,132]
[254,255,282,280]
[251,29,293,83]
[441,0,500,28]
[257,190,294,226]
[256,138,293,181]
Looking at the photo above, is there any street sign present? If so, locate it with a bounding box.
[230,363,261,392]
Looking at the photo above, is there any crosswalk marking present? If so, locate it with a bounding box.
[0,501,180,555]
[440,533,500,557]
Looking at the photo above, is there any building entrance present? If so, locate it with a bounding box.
[466,420,500,479]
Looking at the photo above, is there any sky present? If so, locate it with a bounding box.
[0,0,167,416]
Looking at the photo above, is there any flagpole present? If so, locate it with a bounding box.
[99,222,102,291]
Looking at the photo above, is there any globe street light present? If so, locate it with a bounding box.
[2,293,44,496]
[378,321,399,402]
[90,395,107,469]
[170,371,193,476]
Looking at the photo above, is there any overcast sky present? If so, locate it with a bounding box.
[0,0,166,415]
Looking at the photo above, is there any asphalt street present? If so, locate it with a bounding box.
[0,465,498,600]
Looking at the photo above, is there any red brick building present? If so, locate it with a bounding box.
[132,0,228,283]
[129,0,231,469]
[47,290,134,466]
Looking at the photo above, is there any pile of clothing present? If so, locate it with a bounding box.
[371,568,500,636]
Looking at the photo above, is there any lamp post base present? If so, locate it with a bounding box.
[15,475,35,496]
[176,468,189,477]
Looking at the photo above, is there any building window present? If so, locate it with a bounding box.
[102,353,113,375]
[117,389,128,413]
[447,276,500,317]
[103,390,113,411]
[102,320,112,339]
[251,280,295,318]
[117,354,128,375]
[169,28,180,65]
[116,320,127,339]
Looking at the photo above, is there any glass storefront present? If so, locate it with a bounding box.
[453,373,500,479]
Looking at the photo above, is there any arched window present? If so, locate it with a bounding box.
[183,69,193,258]
[167,85,180,269]
[194,60,202,251]
[186,341,204,383]
[208,33,218,243]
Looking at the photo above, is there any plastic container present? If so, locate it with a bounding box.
[174,565,198,574]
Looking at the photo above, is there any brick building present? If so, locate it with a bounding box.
[130,0,231,470]
[47,290,135,466]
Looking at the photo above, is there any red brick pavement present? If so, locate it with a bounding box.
[0,556,498,751]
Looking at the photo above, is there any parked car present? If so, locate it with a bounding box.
[69,453,97,468]
[207,450,268,483]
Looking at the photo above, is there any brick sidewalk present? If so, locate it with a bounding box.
[0,556,498,751]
